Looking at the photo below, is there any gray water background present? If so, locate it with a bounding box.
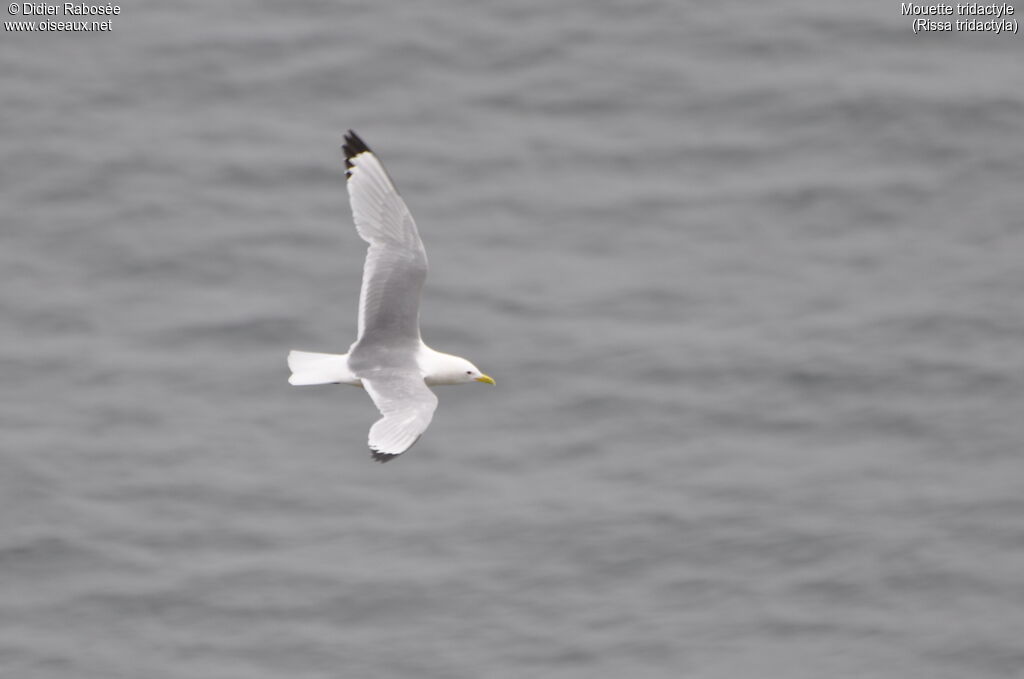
[2,2,1023,677]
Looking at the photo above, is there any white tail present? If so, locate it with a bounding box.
[287,350,358,386]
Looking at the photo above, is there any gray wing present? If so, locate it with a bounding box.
[343,131,427,348]
[362,372,439,461]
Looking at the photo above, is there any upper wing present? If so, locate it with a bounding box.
[343,131,428,346]
[362,372,439,462]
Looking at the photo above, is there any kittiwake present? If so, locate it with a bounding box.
[287,131,495,462]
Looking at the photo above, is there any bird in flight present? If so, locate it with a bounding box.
[288,131,495,462]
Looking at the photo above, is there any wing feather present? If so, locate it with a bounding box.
[362,373,439,461]
[343,131,427,345]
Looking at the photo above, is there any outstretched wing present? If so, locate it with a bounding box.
[343,131,427,347]
[362,372,439,462]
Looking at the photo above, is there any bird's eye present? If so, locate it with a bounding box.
[466,371,472,375]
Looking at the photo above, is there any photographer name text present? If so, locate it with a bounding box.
[5,3,119,31]
[13,3,119,15]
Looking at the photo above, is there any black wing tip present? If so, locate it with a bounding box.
[370,448,402,463]
[369,434,420,463]
[342,130,373,172]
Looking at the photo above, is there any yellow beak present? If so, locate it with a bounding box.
[475,374,496,385]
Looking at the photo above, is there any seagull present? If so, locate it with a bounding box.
[287,131,495,462]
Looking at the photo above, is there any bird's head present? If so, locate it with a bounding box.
[459,358,495,385]
[428,354,495,386]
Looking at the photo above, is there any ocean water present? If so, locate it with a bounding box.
[2,1,1023,677]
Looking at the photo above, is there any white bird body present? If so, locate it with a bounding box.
[287,344,488,388]
[287,131,494,461]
